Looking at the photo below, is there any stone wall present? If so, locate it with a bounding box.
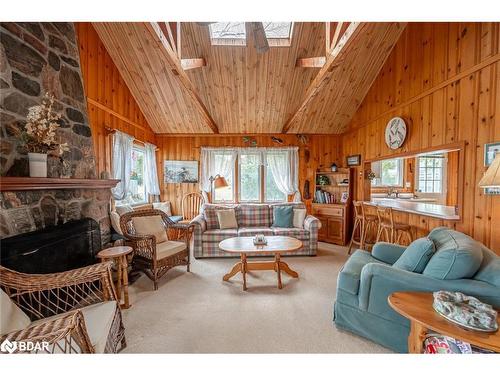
[0,23,110,244]
[0,188,111,245]
[0,22,95,177]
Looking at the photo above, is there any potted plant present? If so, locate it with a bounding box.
[15,93,69,177]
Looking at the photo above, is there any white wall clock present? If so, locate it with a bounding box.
[385,117,407,149]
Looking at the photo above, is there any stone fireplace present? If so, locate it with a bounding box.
[0,22,113,244]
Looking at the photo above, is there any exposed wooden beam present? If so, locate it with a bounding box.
[296,56,326,68]
[181,58,206,71]
[282,22,406,134]
[282,23,363,133]
[148,22,219,133]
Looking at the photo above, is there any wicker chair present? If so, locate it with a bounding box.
[0,262,126,353]
[120,209,192,290]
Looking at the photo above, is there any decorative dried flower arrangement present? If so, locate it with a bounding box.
[8,92,71,177]
[19,92,70,155]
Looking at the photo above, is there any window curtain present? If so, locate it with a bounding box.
[144,142,160,196]
[265,147,300,198]
[111,131,134,200]
[200,147,238,193]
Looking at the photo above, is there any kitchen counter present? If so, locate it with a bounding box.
[365,199,460,220]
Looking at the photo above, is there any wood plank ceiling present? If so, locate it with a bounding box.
[93,22,406,134]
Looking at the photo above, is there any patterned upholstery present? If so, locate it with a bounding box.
[202,204,237,230]
[191,203,321,258]
[238,227,274,237]
[236,204,271,228]
[272,227,310,240]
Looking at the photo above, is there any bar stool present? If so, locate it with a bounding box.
[348,201,363,254]
[348,201,379,253]
[97,245,133,309]
[361,203,379,250]
[375,206,413,245]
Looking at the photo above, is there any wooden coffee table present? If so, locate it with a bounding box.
[388,291,500,353]
[219,236,302,291]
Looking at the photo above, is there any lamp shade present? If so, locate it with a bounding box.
[213,175,228,189]
[479,152,500,188]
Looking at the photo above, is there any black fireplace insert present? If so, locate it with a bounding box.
[1,218,101,274]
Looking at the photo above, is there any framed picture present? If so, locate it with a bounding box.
[340,192,349,204]
[164,160,199,183]
[346,154,361,167]
[484,142,500,195]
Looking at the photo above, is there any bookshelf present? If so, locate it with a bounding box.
[312,168,353,245]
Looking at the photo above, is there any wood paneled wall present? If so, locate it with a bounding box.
[341,22,500,253]
[75,23,156,177]
[156,135,341,215]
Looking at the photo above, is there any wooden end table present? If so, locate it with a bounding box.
[388,291,500,353]
[97,246,133,309]
[219,236,302,291]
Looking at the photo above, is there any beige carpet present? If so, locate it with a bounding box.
[121,242,391,353]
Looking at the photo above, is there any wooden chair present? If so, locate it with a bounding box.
[375,206,413,245]
[120,209,192,290]
[0,262,126,353]
[180,192,205,224]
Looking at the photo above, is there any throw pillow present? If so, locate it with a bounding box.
[132,216,168,243]
[293,208,307,229]
[216,209,238,229]
[153,201,172,216]
[110,211,123,235]
[1,289,31,335]
[393,237,435,273]
[272,206,294,228]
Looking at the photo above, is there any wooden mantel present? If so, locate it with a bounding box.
[0,177,120,191]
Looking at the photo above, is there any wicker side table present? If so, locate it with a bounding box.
[97,246,133,309]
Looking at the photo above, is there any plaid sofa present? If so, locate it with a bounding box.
[191,202,320,258]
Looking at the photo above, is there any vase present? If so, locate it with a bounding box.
[28,152,47,177]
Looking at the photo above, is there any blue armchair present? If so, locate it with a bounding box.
[333,227,500,353]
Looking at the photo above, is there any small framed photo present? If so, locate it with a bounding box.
[340,192,349,204]
[484,142,500,195]
[346,154,361,167]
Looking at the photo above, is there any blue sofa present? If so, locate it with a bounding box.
[333,227,500,353]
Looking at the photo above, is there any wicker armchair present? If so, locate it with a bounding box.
[120,209,192,290]
[0,262,126,353]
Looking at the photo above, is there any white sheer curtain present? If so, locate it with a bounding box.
[144,142,160,196]
[111,131,134,200]
[265,147,299,198]
[200,147,238,193]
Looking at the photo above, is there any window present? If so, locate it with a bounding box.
[209,148,293,204]
[371,159,403,187]
[239,151,261,202]
[417,155,445,193]
[117,146,147,206]
[213,152,235,202]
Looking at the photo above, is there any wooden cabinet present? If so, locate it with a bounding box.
[312,168,353,246]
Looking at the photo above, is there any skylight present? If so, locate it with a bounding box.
[208,22,293,47]
[210,22,246,40]
[263,22,293,39]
